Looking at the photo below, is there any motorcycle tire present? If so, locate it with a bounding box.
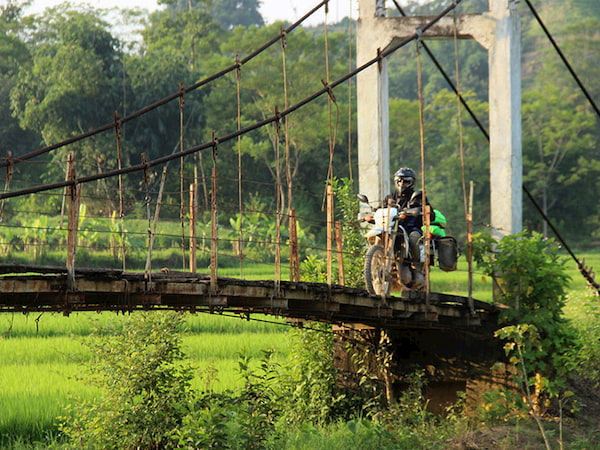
[364,244,388,296]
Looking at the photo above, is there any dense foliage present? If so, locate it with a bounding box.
[473,231,578,390]
[0,0,597,252]
[472,231,583,448]
[54,312,457,449]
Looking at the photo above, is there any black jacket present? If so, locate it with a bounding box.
[383,188,434,233]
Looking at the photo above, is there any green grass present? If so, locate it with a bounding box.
[428,251,599,305]
[218,263,285,280]
[429,263,494,303]
[0,311,289,445]
[0,362,98,440]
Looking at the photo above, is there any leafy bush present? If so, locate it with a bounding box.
[332,177,366,288]
[279,323,344,425]
[175,350,283,449]
[60,312,194,449]
[473,230,580,442]
[473,231,578,390]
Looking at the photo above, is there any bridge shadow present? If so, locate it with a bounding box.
[334,321,510,414]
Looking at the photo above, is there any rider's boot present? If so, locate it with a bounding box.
[408,231,426,288]
[412,263,425,288]
[400,265,413,286]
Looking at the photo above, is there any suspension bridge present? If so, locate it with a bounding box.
[0,0,597,346]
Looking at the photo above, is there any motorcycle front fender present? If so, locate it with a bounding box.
[364,228,384,239]
[364,228,385,246]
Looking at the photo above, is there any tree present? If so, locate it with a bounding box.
[208,0,264,29]
[161,0,264,29]
[10,5,123,182]
[211,23,353,216]
[522,86,596,238]
[520,1,600,242]
[0,0,41,184]
[120,6,220,215]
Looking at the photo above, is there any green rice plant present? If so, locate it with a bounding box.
[429,261,494,303]
[0,362,99,442]
[188,351,286,393]
[0,311,290,445]
[0,336,91,365]
[1,312,122,338]
[2,311,289,338]
[183,332,288,361]
[218,263,284,280]
[565,289,600,386]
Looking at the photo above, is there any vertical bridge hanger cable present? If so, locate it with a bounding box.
[415,37,431,308]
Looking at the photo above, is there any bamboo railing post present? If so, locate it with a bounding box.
[189,182,197,273]
[0,150,13,221]
[210,138,218,293]
[179,82,187,271]
[326,184,334,285]
[145,166,168,282]
[114,111,126,272]
[423,203,431,311]
[467,180,475,313]
[289,209,300,282]
[66,152,80,291]
[335,220,345,285]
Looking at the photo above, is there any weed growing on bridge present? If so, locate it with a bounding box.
[332,177,367,288]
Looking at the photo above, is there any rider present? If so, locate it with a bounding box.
[384,167,434,283]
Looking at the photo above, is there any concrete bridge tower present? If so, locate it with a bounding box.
[356,0,522,239]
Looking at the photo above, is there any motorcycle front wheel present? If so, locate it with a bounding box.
[364,244,388,296]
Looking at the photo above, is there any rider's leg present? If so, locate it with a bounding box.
[409,230,425,287]
[408,231,422,261]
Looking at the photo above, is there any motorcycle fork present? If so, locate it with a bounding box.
[381,230,397,295]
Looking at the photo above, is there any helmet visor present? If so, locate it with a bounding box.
[396,177,413,186]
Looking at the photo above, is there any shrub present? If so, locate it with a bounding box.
[473,230,578,390]
[60,312,194,449]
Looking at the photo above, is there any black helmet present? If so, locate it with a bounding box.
[393,167,416,194]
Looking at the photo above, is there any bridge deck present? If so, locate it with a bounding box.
[0,264,499,334]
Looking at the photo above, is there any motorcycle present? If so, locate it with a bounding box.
[357,193,427,296]
[358,193,461,296]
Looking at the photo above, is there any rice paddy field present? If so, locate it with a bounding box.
[0,252,597,446]
[0,311,291,445]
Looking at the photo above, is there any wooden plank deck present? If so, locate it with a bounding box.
[0,264,499,335]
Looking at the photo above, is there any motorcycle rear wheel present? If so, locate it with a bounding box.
[364,244,388,296]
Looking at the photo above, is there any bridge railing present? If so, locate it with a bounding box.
[0,147,350,289]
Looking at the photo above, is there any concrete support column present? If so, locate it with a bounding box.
[357,0,390,205]
[488,0,522,239]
